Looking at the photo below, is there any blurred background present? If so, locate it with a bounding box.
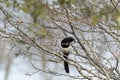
[0,0,120,80]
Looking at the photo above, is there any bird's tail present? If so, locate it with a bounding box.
[63,53,69,73]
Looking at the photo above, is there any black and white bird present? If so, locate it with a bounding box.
[61,37,75,73]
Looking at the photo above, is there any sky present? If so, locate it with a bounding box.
[0,56,40,80]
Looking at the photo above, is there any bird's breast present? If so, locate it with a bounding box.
[62,46,71,54]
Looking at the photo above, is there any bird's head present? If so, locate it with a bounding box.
[61,37,75,48]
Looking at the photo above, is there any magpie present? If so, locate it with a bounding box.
[61,37,74,73]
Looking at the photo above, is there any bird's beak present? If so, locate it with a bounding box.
[71,40,77,44]
[74,40,77,43]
